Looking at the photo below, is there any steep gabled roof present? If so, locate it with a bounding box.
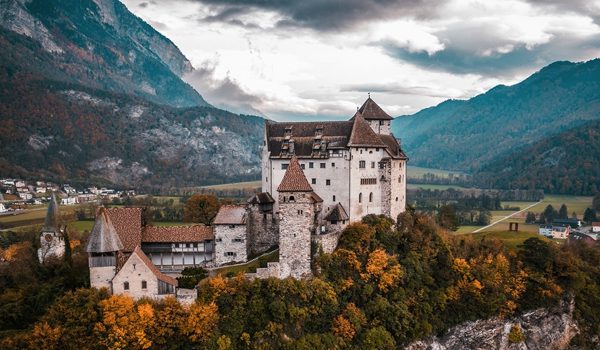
[348,113,387,147]
[105,207,143,252]
[142,225,214,243]
[42,192,60,232]
[277,155,313,192]
[308,192,323,203]
[214,205,247,225]
[131,246,177,286]
[86,208,124,253]
[248,192,275,205]
[325,203,349,222]
[358,97,393,120]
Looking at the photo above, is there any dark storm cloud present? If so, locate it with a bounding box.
[194,0,437,31]
[383,34,600,76]
[183,60,265,116]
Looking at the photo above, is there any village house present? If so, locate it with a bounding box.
[592,222,600,233]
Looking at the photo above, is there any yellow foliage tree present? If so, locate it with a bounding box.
[94,295,153,350]
[361,249,404,293]
[182,301,219,344]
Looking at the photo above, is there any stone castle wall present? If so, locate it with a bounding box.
[90,265,116,292]
[214,224,248,265]
[312,229,343,254]
[278,192,315,279]
[246,205,279,257]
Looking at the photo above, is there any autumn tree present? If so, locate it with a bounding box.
[183,194,220,225]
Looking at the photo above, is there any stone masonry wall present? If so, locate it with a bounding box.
[112,253,170,300]
[278,192,315,279]
[214,224,248,266]
[246,205,279,257]
[312,229,342,254]
[90,265,116,292]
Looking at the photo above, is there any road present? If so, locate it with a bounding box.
[472,201,542,233]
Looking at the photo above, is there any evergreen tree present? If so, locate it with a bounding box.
[525,212,536,224]
[543,205,557,223]
[558,204,568,219]
[594,192,600,212]
[583,208,597,223]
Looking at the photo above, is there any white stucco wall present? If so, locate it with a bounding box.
[349,147,387,220]
[90,266,116,292]
[112,253,172,300]
[367,120,391,135]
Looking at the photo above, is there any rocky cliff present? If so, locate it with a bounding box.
[406,299,579,350]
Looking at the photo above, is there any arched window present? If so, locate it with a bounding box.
[289,195,295,202]
[369,192,373,202]
[359,193,362,203]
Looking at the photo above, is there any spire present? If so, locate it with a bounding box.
[42,192,60,232]
[86,208,124,253]
[358,96,392,120]
[277,155,313,192]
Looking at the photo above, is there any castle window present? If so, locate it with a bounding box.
[379,120,384,126]
[398,175,402,183]
[298,210,303,215]
[312,178,316,184]
[371,161,375,168]
[361,178,377,185]
[359,161,366,168]
[229,224,236,229]
[216,238,222,242]
[266,176,268,182]
[141,280,147,289]
[282,163,289,170]
[289,196,295,202]
[232,238,244,243]
[333,195,336,201]
[301,164,305,169]
[331,220,337,225]
[369,193,373,202]
[124,282,129,290]
[283,196,287,202]
[331,162,335,167]
[376,148,379,151]
[225,252,236,257]
[309,162,314,168]
[379,162,386,169]
[320,163,326,168]
[359,193,362,203]
[369,151,373,154]
[326,179,331,186]
[396,197,399,201]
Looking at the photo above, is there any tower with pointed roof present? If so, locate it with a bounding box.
[38,192,66,263]
[86,208,124,291]
[277,155,322,279]
[262,96,407,224]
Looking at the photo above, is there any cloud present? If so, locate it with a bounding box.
[340,83,460,99]
[192,0,439,31]
[183,60,265,116]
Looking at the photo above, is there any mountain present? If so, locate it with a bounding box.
[0,0,266,189]
[392,59,600,172]
[0,0,207,108]
[473,121,600,195]
[0,74,264,189]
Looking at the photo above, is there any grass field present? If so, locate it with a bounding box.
[407,183,468,190]
[407,166,467,178]
[200,181,262,191]
[460,230,559,250]
[211,250,278,276]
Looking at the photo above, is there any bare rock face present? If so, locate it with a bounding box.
[406,299,578,350]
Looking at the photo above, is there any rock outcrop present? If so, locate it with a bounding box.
[406,299,578,350]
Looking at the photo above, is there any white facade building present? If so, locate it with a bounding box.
[262,97,407,223]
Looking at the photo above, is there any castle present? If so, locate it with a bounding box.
[81,97,408,299]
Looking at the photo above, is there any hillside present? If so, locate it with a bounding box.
[392,59,600,171]
[0,72,264,190]
[474,121,600,195]
[0,0,207,107]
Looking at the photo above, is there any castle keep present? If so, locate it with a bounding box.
[85,97,408,298]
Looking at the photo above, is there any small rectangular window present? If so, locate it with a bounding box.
[281,163,289,170]
[124,282,129,290]
[326,179,331,186]
[371,162,375,168]
[141,280,147,289]
[301,164,305,169]
[333,195,336,201]
[359,161,366,168]
[309,162,314,168]
[320,163,326,168]
[312,178,316,184]
[331,163,335,167]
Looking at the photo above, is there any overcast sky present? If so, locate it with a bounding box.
[122,0,600,121]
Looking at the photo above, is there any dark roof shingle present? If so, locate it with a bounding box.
[358,97,393,120]
[248,192,275,205]
[348,114,387,147]
[86,208,124,253]
[325,203,349,221]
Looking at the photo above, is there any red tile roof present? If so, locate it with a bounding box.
[214,205,247,225]
[277,155,314,192]
[142,225,214,243]
[358,97,393,120]
[132,246,177,286]
[105,208,143,252]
